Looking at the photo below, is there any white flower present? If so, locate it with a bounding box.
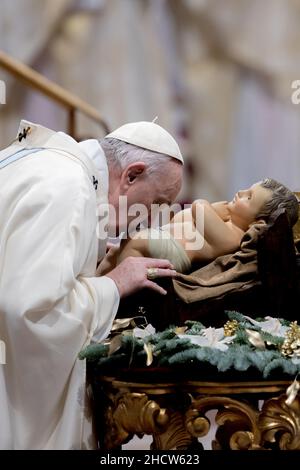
[285,378,300,406]
[245,329,265,349]
[133,324,156,339]
[244,316,288,337]
[179,327,235,351]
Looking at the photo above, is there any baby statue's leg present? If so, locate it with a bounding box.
[97,234,150,275]
[117,232,150,263]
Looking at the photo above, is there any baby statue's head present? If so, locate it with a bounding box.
[256,178,299,226]
[228,178,299,231]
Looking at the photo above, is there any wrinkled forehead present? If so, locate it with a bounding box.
[157,162,183,201]
[156,182,181,205]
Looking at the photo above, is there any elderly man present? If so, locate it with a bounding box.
[0,120,183,449]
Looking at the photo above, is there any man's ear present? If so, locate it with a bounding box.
[120,162,146,192]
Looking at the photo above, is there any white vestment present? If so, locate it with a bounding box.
[0,120,120,449]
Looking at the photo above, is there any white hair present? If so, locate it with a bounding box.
[99,137,180,178]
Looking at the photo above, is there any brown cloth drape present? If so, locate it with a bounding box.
[173,222,267,303]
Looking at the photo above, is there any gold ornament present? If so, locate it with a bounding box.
[281,321,300,358]
[224,319,239,337]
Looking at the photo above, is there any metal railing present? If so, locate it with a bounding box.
[0,49,110,137]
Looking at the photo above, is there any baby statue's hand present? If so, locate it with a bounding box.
[211,201,231,222]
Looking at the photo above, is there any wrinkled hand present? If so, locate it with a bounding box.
[211,201,231,222]
[106,257,177,297]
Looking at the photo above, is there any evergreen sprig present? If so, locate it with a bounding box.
[79,312,300,378]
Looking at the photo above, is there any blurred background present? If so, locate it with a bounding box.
[1,0,300,202]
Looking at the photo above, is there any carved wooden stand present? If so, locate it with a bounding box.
[92,374,300,450]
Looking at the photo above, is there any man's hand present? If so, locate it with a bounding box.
[105,257,177,297]
[211,201,231,222]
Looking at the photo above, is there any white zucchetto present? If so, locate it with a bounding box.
[105,121,184,164]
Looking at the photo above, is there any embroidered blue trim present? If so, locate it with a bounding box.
[0,148,43,170]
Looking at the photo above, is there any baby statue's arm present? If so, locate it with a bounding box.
[192,199,243,258]
[211,201,231,222]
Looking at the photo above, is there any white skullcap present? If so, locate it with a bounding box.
[105,121,184,164]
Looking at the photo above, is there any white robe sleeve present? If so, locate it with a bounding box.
[0,153,119,448]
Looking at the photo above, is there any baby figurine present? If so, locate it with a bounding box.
[100,178,299,275]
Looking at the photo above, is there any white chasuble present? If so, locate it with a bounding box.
[0,121,119,449]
